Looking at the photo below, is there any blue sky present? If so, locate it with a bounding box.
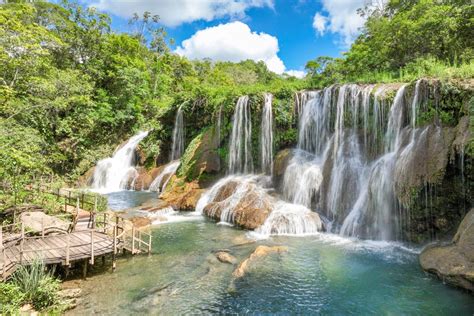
[84,0,368,77]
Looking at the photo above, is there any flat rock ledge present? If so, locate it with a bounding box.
[419,209,474,292]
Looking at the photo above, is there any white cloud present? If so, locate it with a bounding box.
[175,21,286,74]
[285,70,306,78]
[312,13,327,35]
[91,0,273,26]
[312,0,367,47]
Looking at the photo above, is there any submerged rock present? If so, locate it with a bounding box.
[233,245,288,278]
[420,209,474,292]
[215,251,237,264]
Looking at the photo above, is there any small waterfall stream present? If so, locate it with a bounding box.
[228,96,253,174]
[170,105,185,161]
[149,160,181,193]
[260,93,273,175]
[91,131,149,193]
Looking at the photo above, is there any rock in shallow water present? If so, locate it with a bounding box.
[233,245,288,278]
[420,209,474,292]
[215,251,237,264]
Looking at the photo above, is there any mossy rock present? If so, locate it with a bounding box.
[177,127,221,182]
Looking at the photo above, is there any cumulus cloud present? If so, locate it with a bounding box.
[91,0,273,26]
[312,13,327,35]
[312,0,367,47]
[175,21,286,74]
[285,70,306,78]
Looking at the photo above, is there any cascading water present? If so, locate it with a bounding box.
[198,80,441,241]
[170,105,185,161]
[91,131,149,193]
[228,96,253,174]
[280,81,443,241]
[195,174,322,236]
[260,93,273,175]
[149,160,181,193]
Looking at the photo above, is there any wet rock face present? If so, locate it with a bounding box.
[202,178,274,230]
[420,209,474,292]
[77,166,95,187]
[160,177,204,210]
[272,149,294,189]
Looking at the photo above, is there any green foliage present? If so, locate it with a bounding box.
[304,0,473,86]
[5,261,63,311]
[0,282,25,313]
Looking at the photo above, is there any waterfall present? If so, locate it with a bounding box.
[282,83,436,240]
[261,93,273,175]
[228,96,253,174]
[338,85,407,240]
[170,105,185,161]
[149,160,181,193]
[91,131,149,193]
[256,201,322,237]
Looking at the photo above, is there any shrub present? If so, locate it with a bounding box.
[11,260,61,310]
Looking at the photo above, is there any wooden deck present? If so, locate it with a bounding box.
[1,230,117,279]
[0,212,152,281]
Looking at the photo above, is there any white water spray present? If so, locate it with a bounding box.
[91,131,149,193]
[261,93,274,175]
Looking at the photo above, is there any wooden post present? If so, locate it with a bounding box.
[112,225,117,272]
[68,191,71,207]
[138,230,141,252]
[92,196,97,229]
[66,234,70,266]
[103,213,108,234]
[81,193,84,210]
[148,233,152,255]
[90,230,95,265]
[131,227,135,254]
[41,218,45,238]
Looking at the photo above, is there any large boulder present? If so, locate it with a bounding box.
[202,176,273,230]
[420,209,474,292]
[160,176,205,210]
[20,212,70,233]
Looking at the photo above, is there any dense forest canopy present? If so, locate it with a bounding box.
[0,0,472,207]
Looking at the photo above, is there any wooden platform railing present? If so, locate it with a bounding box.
[1,212,153,280]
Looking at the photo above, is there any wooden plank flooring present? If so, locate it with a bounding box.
[1,230,118,280]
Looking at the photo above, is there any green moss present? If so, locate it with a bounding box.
[177,131,204,182]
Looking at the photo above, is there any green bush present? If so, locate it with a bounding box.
[11,261,62,311]
[0,282,25,313]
